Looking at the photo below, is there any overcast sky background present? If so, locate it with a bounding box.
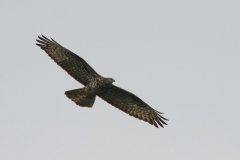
[1,0,239,159]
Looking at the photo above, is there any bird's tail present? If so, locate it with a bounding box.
[65,88,96,108]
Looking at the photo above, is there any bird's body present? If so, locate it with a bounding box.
[65,77,115,107]
[36,35,168,128]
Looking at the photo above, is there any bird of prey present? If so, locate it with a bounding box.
[36,35,168,128]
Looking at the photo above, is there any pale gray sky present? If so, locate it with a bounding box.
[1,0,239,159]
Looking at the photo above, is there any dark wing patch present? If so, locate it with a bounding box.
[98,85,168,128]
[36,35,100,86]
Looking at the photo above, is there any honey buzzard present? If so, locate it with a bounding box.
[36,35,168,128]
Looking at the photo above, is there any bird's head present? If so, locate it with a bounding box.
[105,78,115,84]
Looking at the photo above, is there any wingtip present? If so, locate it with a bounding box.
[50,37,58,44]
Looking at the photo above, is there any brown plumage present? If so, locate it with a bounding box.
[36,35,168,128]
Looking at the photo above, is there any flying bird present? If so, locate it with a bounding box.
[36,35,168,128]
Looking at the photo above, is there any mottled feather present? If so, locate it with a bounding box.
[36,35,99,86]
[98,85,168,128]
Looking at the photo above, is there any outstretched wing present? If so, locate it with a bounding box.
[36,35,99,86]
[98,85,168,128]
